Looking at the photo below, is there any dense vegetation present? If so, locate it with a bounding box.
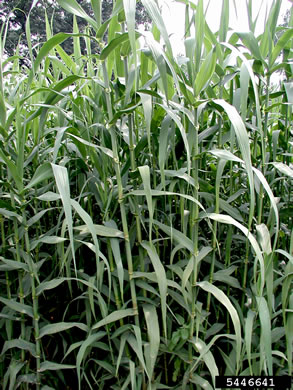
[0,0,150,60]
[0,0,292,389]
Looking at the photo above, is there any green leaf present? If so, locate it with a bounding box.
[245,309,256,374]
[52,164,76,274]
[27,209,53,227]
[138,166,153,239]
[195,0,204,71]
[190,333,237,384]
[123,0,136,64]
[0,91,6,128]
[39,322,88,338]
[27,76,86,123]
[0,208,22,222]
[256,224,272,255]
[182,247,213,292]
[56,0,97,29]
[237,32,263,61]
[74,224,124,238]
[206,213,264,294]
[100,32,140,60]
[91,0,101,28]
[159,115,171,187]
[26,33,74,92]
[143,304,160,380]
[141,242,167,338]
[1,339,36,357]
[192,338,219,387]
[252,167,279,251]
[142,37,169,101]
[240,61,250,120]
[68,133,113,158]
[141,0,172,54]
[106,221,124,302]
[76,332,108,390]
[56,43,77,72]
[73,16,82,67]
[158,104,191,176]
[0,258,29,272]
[199,192,244,222]
[0,149,23,191]
[197,281,242,372]
[30,236,67,250]
[194,48,217,96]
[45,9,53,42]
[92,309,136,330]
[153,219,192,252]
[272,162,293,178]
[39,361,75,372]
[3,360,25,390]
[219,0,229,42]
[0,297,33,318]
[36,277,69,296]
[284,82,293,103]
[276,249,293,265]
[190,374,213,390]
[138,93,152,150]
[212,266,241,289]
[38,236,67,245]
[37,192,61,202]
[270,28,293,66]
[25,0,38,65]
[127,326,149,379]
[71,199,100,260]
[213,99,255,223]
[129,360,136,390]
[220,42,263,150]
[115,332,129,377]
[256,296,273,375]
[260,0,281,59]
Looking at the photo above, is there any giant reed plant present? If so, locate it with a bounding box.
[0,0,292,388]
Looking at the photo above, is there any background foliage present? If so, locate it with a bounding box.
[0,0,292,389]
[0,0,150,60]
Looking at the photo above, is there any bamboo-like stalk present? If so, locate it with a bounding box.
[9,190,26,363]
[1,216,9,294]
[189,116,199,364]
[1,215,13,346]
[257,74,271,225]
[21,207,41,390]
[206,161,221,315]
[101,61,139,324]
[128,114,146,282]
[121,37,146,287]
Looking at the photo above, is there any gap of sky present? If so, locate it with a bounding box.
[159,0,292,56]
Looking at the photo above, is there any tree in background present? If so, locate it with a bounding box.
[0,0,151,60]
[275,8,292,80]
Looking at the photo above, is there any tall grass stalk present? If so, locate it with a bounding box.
[101,60,139,322]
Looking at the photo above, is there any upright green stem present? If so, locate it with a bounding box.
[102,61,139,324]
[121,32,146,289]
[189,113,199,362]
[206,166,221,315]
[21,206,41,390]
[257,74,270,225]
[206,104,223,315]
[9,191,26,362]
[1,217,11,297]
[1,216,13,344]
[128,113,146,287]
